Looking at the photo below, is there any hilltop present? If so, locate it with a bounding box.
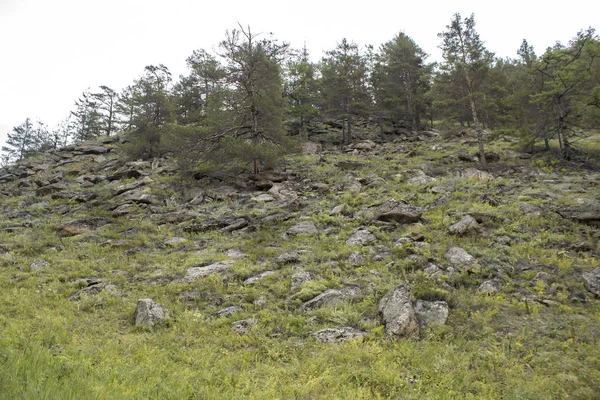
[0,129,599,398]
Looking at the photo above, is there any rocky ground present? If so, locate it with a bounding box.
[0,131,599,398]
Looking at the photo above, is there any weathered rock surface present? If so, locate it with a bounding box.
[213,306,243,318]
[134,299,169,327]
[558,205,600,226]
[378,284,420,339]
[445,247,476,269]
[375,199,422,224]
[291,270,315,291]
[244,271,276,285]
[346,228,377,246]
[311,327,366,343]
[583,268,600,296]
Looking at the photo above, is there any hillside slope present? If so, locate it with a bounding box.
[0,132,599,399]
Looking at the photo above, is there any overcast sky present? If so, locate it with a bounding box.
[1,0,598,147]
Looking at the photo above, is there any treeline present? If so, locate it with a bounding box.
[2,14,599,170]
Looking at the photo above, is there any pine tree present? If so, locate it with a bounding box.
[439,13,494,165]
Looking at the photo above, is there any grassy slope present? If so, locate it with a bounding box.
[0,133,599,399]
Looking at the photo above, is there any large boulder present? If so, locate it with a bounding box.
[378,284,420,339]
[375,199,422,224]
[134,299,169,327]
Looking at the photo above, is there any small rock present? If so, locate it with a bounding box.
[286,221,318,236]
[213,306,243,318]
[244,271,276,285]
[311,327,366,343]
[408,170,435,185]
[478,280,501,294]
[134,299,169,327]
[414,300,449,327]
[277,251,301,265]
[231,318,257,334]
[252,194,275,202]
[530,271,552,286]
[30,260,50,270]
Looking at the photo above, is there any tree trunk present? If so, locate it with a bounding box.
[466,75,486,166]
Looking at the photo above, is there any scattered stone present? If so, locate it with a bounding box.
[36,183,68,196]
[311,327,366,344]
[291,270,315,291]
[286,221,318,236]
[414,300,449,327]
[244,270,276,285]
[111,204,139,218]
[346,228,377,246]
[231,318,257,334]
[184,260,235,282]
[445,247,476,269]
[375,199,422,224]
[277,251,301,265]
[582,268,600,296]
[351,140,377,151]
[378,284,420,339]
[225,248,247,259]
[408,170,435,185]
[134,299,169,327]
[448,215,481,235]
[330,204,350,216]
[348,251,365,267]
[164,237,188,247]
[458,153,477,162]
[300,286,361,312]
[478,280,501,294]
[30,260,50,270]
[213,306,243,318]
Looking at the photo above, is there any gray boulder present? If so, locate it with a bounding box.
[445,247,476,269]
[558,206,600,226]
[286,221,318,236]
[378,284,420,339]
[134,299,169,327]
[213,306,243,318]
[291,270,315,291]
[448,215,481,235]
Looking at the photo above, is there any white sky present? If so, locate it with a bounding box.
[1,0,598,146]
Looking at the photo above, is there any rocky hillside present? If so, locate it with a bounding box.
[0,131,599,398]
